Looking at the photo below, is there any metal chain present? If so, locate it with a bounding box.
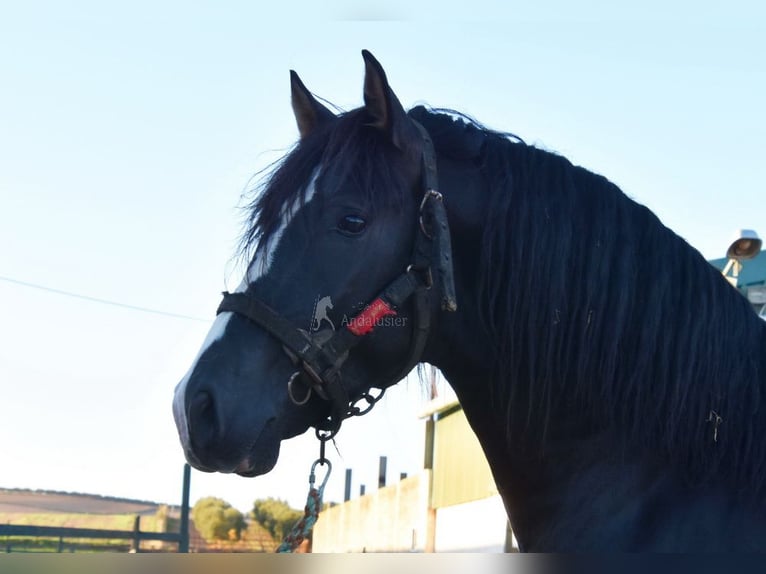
[314,386,387,442]
[345,387,386,418]
[280,387,387,550]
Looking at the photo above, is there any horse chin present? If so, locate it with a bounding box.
[234,423,283,477]
[235,416,323,476]
[234,443,280,477]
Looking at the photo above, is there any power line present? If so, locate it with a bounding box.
[0,275,211,323]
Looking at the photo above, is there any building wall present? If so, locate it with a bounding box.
[434,495,510,552]
[430,407,516,551]
[432,407,498,508]
[312,472,432,553]
[312,404,516,553]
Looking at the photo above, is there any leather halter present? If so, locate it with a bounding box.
[216,121,457,439]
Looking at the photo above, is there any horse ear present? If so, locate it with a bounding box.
[361,50,418,151]
[290,70,335,139]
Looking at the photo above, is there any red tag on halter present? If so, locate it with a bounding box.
[347,298,397,336]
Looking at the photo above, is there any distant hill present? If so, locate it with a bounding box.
[0,488,176,516]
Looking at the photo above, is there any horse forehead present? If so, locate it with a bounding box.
[248,169,321,282]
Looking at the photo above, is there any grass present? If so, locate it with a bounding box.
[0,512,162,530]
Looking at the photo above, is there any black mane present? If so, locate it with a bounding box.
[410,107,766,496]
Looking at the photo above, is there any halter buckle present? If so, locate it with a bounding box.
[407,264,433,289]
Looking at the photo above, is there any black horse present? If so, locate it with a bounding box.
[173,51,766,551]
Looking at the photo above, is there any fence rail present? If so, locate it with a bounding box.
[1,464,191,553]
[0,523,183,543]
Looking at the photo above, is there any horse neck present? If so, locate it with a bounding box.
[420,154,525,508]
[421,156,495,386]
[422,145,766,538]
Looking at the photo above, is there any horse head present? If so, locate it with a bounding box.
[173,51,453,477]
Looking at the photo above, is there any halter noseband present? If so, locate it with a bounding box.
[216,121,457,439]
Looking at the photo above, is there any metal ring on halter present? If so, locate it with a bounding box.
[419,189,442,211]
[418,189,442,239]
[310,458,332,491]
[287,372,312,406]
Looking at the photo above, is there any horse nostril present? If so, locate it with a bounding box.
[191,390,212,415]
[189,390,223,445]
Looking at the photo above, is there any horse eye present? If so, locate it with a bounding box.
[337,214,367,235]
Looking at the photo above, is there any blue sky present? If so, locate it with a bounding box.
[1,3,764,513]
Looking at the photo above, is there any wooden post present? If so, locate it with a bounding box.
[344,468,352,502]
[57,536,64,553]
[179,463,191,553]
[378,456,387,489]
[132,515,141,553]
[424,416,435,469]
[425,507,436,553]
[504,520,517,552]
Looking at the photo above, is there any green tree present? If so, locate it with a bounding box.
[251,498,303,542]
[191,497,247,542]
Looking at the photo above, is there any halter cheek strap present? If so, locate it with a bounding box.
[216,120,456,438]
[413,121,457,313]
